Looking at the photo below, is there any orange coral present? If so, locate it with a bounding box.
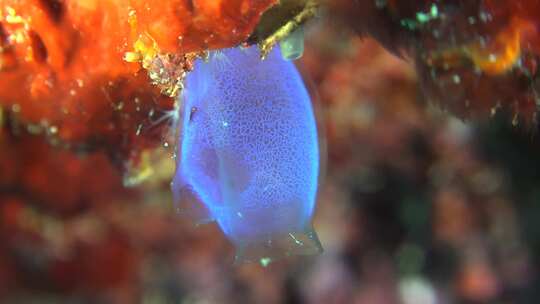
[0,0,276,158]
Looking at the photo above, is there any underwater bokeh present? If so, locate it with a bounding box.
[1,1,540,303]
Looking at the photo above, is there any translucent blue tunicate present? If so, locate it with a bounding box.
[172,45,321,264]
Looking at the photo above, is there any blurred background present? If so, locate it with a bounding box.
[1,2,540,304]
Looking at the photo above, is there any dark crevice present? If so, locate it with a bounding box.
[29,31,48,64]
[39,0,65,23]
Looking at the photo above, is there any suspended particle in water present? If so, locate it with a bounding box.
[280,26,305,60]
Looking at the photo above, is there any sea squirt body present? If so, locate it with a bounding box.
[173,46,321,262]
